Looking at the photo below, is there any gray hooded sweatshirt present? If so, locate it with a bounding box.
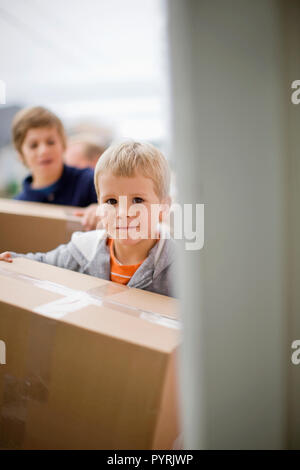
[11,227,176,298]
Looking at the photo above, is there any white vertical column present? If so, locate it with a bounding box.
[167,0,288,449]
[284,0,300,450]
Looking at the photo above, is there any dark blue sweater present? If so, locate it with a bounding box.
[14,164,98,207]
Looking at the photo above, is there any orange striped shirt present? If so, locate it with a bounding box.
[107,238,145,285]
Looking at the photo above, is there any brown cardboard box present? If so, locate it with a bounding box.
[0,198,83,254]
[0,258,180,449]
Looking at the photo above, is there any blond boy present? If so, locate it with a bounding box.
[0,142,175,297]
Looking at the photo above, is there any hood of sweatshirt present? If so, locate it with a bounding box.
[68,225,176,291]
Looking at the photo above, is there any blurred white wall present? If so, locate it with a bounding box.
[284,0,300,450]
[167,0,293,449]
[0,0,168,142]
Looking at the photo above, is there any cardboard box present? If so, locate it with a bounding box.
[0,258,180,449]
[0,198,83,254]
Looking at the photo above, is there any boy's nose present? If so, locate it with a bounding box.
[116,196,129,218]
[38,143,50,156]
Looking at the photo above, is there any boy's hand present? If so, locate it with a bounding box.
[73,204,102,231]
[0,252,13,263]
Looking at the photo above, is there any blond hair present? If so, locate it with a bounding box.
[12,106,67,157]
[94,141,170,201]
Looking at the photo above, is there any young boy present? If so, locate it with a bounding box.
[12,106,99,230]
[64,134,105,169]
[0,142,175,297]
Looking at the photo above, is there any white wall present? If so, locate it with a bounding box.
[0,0,167,142]
[167,0,290,449]
[284,0,300,450]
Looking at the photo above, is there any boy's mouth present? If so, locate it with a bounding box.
[38,159,53,166]
[116,226,140,230]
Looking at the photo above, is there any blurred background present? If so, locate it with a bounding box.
[0,0,169,197]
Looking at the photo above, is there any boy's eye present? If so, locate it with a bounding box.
[29,140,55,149]
[106,198,118,205]
[132,197,144,204]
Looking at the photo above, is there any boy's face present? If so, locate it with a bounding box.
[97,171,170,245]
[20,126,64,177]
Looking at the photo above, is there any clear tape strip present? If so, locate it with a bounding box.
[0,266,180,329]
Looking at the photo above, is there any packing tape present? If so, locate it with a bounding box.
[0,266,180,329]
